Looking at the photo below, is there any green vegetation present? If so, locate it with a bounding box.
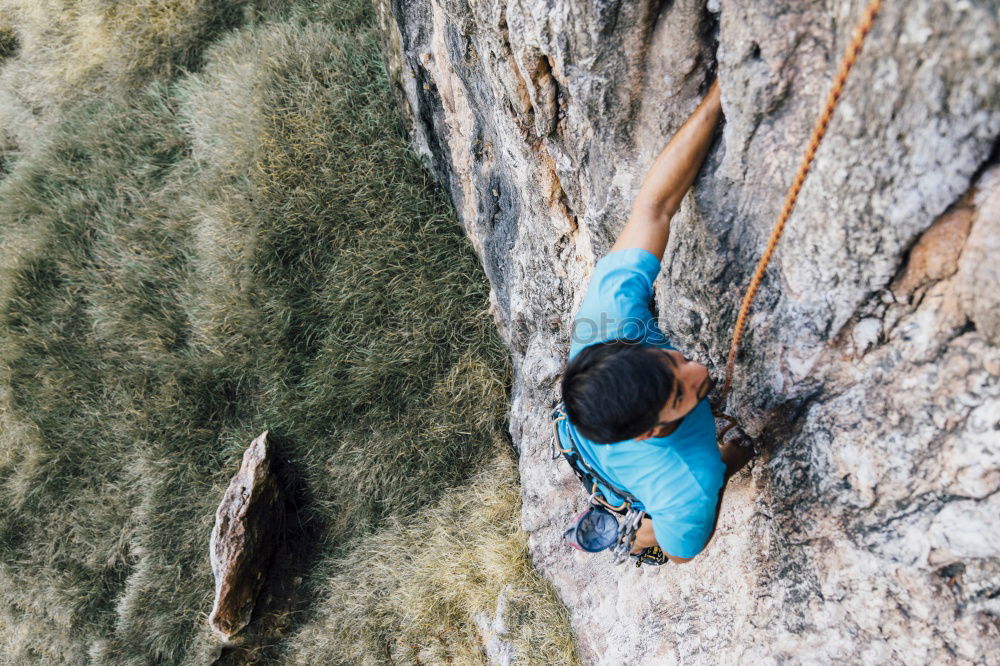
[0,1,577,663]
[284,455,577,665]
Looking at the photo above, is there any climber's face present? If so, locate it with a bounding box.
[634,349,711,440]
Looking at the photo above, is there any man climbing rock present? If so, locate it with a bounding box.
[557,80,753,565]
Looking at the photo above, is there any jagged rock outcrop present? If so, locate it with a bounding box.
[208,431,282,642]
[376,1,1000,663]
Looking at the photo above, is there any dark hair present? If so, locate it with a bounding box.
[560,338,676,444]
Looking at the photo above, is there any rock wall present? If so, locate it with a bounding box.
[375,1,1000,663]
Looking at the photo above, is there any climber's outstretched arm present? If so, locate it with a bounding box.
[611,80,722,261]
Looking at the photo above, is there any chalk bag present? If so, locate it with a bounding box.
[563,505,619,552]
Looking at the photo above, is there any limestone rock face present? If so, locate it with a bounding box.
[376,1,1000,663]
[208,431,282,642]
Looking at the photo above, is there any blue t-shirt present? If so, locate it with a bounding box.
[561,247,725,559]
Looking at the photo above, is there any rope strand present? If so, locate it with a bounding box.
[720,0,883,403]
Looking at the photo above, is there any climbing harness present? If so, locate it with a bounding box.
[551,403,650,565]
[720,0,883,404]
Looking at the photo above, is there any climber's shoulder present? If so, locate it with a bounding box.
[569,248,668,358]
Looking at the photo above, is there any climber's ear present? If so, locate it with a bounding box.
[634,420,681,441]
[633,429,655,442]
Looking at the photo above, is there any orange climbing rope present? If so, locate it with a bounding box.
[719,0,884,403]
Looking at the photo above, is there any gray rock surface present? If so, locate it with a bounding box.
[208,430,282,642]
[376,1,1000,663]
[474,584,517,666]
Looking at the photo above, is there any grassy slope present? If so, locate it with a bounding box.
[0,1,576,663]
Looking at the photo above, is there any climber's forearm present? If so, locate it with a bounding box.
[611,80,722,259]
[634,80,721,220]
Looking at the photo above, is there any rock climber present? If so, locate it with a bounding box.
[557,80,754,565]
